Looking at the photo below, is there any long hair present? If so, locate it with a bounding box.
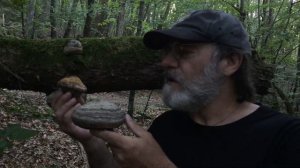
[215,44,255,102]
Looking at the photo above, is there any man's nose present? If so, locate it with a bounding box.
[160,54,178,69]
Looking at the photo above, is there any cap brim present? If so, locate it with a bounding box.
[143,28,208,50]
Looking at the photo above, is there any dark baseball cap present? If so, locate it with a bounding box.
[143,10,251,56]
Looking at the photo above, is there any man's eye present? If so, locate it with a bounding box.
[177,48,194,59]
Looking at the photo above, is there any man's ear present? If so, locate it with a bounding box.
[219,54,243,76]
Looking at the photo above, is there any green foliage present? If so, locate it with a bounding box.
[98,18,116,27]
[10,0,28,9]
[0,124,38,141]
[0,124,38,154]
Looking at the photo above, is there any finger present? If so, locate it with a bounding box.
[53,92,72,111]
[47,90,62,108]
[91,130,129,147]
[125,114,147,137]
[49,89,63,107]
[55,98,77,123]
[63,103,81,124]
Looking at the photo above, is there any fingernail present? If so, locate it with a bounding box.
[70,98,77,103]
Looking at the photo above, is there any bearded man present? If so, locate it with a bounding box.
[50,10,300,168]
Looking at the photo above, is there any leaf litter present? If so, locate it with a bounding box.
[0,89,168,167]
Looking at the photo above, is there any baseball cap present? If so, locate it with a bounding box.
[143,10,251,56]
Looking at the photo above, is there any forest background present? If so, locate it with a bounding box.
[0,0,300,167]
[1,0,300,114]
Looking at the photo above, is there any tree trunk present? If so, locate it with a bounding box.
[64,0,79,38]
[115,0,126,36]
[21,4,25,38]
[144,3,151,24]
[41,1,50,23]
[239,0,246,23]
[50,0,57,38]
[2,13,4,26]
[152,3,157,29]
[93,0,109,37]
[273,0,294,63]
[83,0,95,37]
[0,38,273,96]
[136,0,145,36]
[162,1,171,20]
[292,24,300,111]
[296,42,300,111]
[127,90,135,116]
[157,1,171,29]
[0,38,162,94]
[25,0,36,39]
[252,0,261,48]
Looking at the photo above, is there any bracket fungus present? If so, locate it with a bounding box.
[63,39,83,55]
[72,101,126,129]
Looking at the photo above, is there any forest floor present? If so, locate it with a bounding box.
[0,89,168,168]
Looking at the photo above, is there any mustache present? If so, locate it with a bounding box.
[164,71,183,83]
[164,71,179,82]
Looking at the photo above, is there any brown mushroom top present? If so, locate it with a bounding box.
[57,76,87,92]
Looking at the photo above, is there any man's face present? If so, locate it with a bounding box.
[160,42,225,113]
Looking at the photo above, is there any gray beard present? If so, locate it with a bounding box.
[162,61,224,113]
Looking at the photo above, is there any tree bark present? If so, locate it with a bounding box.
[127,90,135,116]
[25,0,36,39]
[295,41,300,111]
[291,24,300,111]
[157,1,171,29]
[136,0,145,36]
[64,0,79,38]
[50,0,57,38]
[2,13,4,26]
[0,38,162,94]
[83,0,95,37]
[0,38,273,96]
[115,0,126,36]
[21,4,25,38]
[93,0,109,37]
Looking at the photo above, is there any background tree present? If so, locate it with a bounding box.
[83,0,95,37]
[50,0,57,38]
[64,0,79,38]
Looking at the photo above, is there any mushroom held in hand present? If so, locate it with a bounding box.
[57,75,87,103]
[46,76,87,106]
[72,101,126,129]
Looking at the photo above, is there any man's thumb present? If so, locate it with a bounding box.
[125,114,147,137]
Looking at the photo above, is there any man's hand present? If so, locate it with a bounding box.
[91,114,177,168]
[49,90,120,168]
[50,90,92,142]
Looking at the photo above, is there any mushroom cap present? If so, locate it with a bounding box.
[57,76,87,93]
[63,39,83,55]
[72,101,125,129]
